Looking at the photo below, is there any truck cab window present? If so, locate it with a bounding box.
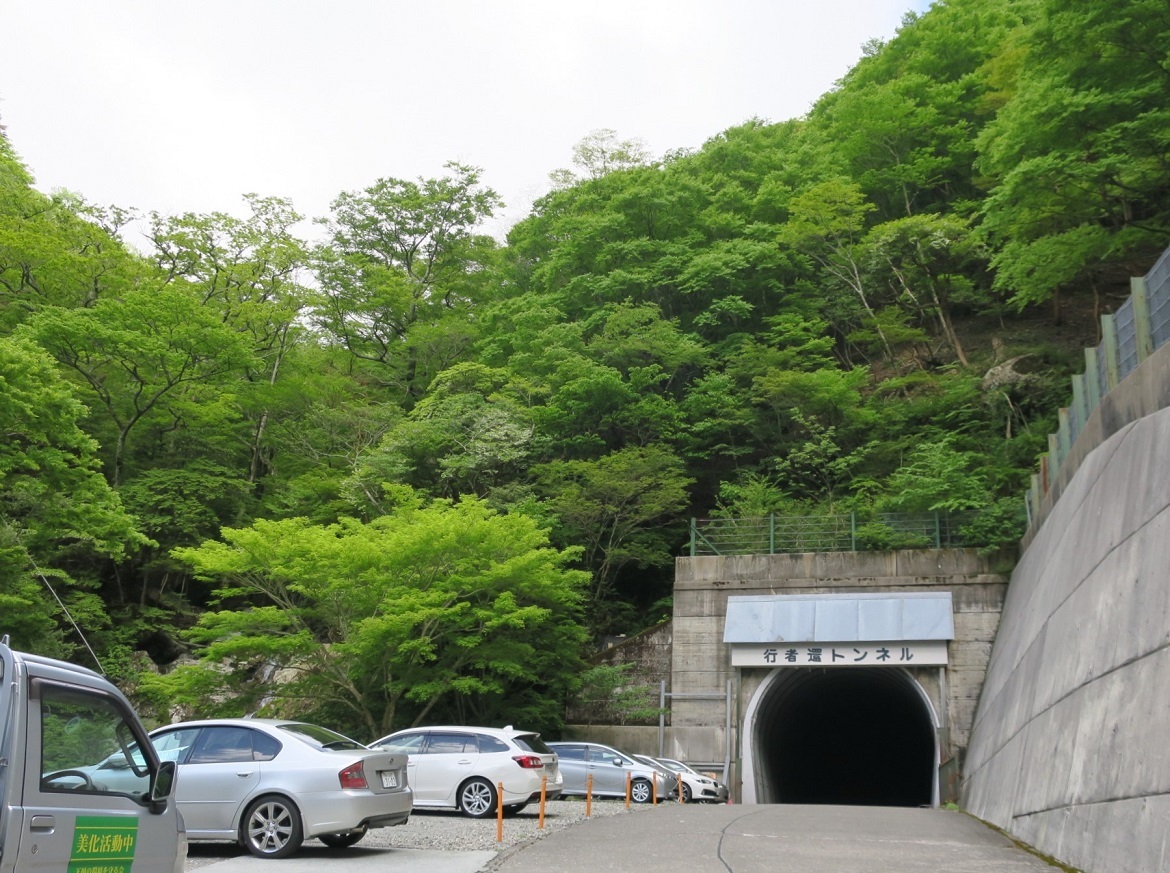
[39,684,152,796]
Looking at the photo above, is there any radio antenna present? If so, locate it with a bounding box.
[30,557,105,674]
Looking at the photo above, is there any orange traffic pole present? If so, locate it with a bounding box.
[625,772,632,809]
[678,775,684,804]
[496,781,504,842]
[539,776,547,829]
[652,771,659,805]
[586,773,593,816]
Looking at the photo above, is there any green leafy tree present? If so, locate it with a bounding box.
[878,436,989,513]
[861,213,990,366]
[313,162,502,405]
[773,411,873,509]
[0,335,147,653]
[976,0,1170,310]
[779,179,892,359]
[533,445,692,627]
[0,138,144,329]
[148,195,313,485]
[161,493,589,736]
[549,129,652,187]
[24,286,256,486]
[352,362,535,503]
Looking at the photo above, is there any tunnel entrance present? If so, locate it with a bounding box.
[747,667,936,806]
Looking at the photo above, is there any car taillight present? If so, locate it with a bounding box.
[512,755,544,769]
[339,762,368,789]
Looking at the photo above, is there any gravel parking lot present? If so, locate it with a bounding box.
[185,798,656,869]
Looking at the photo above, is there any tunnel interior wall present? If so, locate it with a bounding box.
[962,400,1170,873]
[746,667,938,807]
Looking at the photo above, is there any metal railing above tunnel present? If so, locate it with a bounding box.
[688,511,981,556]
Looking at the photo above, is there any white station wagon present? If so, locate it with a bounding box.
[368,725,562,817]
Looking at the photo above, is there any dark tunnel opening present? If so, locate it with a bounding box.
[753,668,935,806]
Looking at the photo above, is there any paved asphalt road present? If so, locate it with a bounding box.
[489,804,1067,873]
[191,804,1069,873]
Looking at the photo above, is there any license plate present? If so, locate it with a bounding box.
[380,771,397,788]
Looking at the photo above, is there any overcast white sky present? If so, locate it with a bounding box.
[1,1,930,239]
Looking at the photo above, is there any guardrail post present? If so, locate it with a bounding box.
[1101,313,1120,390]
[1057,407,1071,462]
[1132,276,1153,362]
[1084,346,1102,413]
[1071,373,1087,438]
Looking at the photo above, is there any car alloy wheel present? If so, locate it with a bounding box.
[682,783,693,803]
[242,795,304,858]
[459,777,497,818]
[630,777,653,804]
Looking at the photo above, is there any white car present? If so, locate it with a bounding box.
[142,719,412,858]
[654,756,730,803]
[368,725,561,817]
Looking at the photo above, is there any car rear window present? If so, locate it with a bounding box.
[278,722,365,751]
[513,734,553,754]
[478,734,510,753]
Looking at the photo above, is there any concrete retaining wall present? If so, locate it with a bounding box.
[961,405,1170,873]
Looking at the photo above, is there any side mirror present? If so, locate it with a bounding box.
[148,761,177,814]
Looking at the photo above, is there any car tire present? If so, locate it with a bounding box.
[630,777,653,804]
[319,825,368,849]
[681,783,693,803]
[459,777,497,818]
[242,795,304,858]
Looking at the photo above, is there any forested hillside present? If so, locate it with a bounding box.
[2,0,1168,737]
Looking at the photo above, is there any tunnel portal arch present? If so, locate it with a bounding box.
[741,666,939,807]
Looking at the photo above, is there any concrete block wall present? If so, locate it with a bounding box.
[961,405,1170,873]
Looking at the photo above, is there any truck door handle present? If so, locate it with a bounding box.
[30,815,55,831]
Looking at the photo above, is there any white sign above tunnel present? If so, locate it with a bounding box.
[730,640,948,667]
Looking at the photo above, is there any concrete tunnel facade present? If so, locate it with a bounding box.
[660,550,1009,806]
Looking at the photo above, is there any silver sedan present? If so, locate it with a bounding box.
[547,741,678,803]
[146,718,412,858]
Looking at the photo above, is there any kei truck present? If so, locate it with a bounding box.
[0,635,185,872]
